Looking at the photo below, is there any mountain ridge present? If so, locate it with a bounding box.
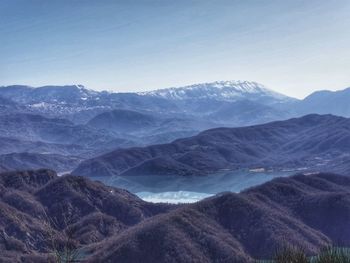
[138,80,295,103]
[2,81,350,174]
[0,169,173,262]
[73,114,350,178]
[87,172,350,262]
[2,169,350,262]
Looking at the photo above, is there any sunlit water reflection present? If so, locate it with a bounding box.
[90,170,295,203]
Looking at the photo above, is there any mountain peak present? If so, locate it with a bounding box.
[203,80,266,91]
[138,80,293,102]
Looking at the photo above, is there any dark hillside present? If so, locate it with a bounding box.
[0,169,172,262]
[87,173,350,262]
[74,114,350,177]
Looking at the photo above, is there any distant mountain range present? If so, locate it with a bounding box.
[73,114,350,177]
[2,81,350,125]
[0,113,134,158]
[0,84,179,123]
[1,81,350,174]
[296,87,350,117]
[1,82,350,263]
[2,169,350,262]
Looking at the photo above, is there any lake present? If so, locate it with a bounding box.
[90,170,295,203]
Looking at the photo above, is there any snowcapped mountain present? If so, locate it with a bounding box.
[0,85,105,122]
[0,81,298,127]
[138,80,295,104]
[0,84,179,123]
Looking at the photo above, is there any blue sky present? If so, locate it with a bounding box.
[1,0,349,98]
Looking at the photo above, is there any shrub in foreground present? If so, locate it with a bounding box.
[257,246,350,263]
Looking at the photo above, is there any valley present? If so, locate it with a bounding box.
[1,81,350,262]
[74,114,350,179]
[91,169,294,203]
[3,1,350,261]
[2,169,350,262]
[1,82,350,203]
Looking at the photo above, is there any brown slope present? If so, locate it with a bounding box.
[2,169,350,263]
[87,173,350,262]
[0,169,173,262]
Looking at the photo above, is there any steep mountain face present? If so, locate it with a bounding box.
[2,169,350,262]
[0,169,172,262]
[87,172,350,262]
[73,114,350,177]
[297,87,350,117]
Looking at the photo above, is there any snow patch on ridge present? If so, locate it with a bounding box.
[138,80,291,102]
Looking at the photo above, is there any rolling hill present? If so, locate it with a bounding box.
[87,172,350,262]
[0,169,172,262]
[74,114,350,178]
[2,169,350,262]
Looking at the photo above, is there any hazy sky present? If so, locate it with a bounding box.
[1,0,349,98]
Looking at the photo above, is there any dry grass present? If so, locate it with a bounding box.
[257,247,350,263]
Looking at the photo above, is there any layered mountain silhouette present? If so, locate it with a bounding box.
[0,136,86,156]
[2,82,350,126]
[1,169,350,262]
[0,81,295,174]
[0,113,134,159]
[74,114,350,177]
[0,113,111,145]
[0,81,294,127]
[87,109,215,143]
[1,81,350,178]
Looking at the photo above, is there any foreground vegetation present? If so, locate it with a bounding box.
[259,247,350,263]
